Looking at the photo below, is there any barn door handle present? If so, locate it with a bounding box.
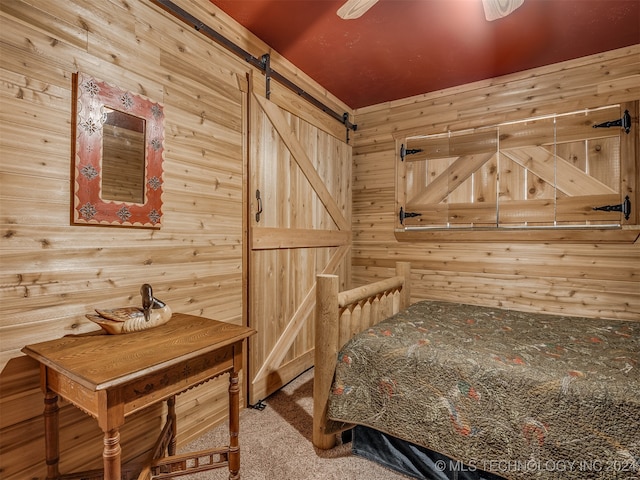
[255,189,263,222]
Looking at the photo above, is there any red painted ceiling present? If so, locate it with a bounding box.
[209,0,640,109]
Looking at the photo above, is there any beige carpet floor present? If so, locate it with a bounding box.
[179,367,411,479]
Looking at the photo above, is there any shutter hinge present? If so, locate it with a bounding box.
[399,207,422,224]
[593,109,631,134]
[593,195,631,220]
[400,144,423,161]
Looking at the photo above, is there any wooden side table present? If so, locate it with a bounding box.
[22,313,255,480]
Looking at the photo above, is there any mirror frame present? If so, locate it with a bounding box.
[72,72,164,228]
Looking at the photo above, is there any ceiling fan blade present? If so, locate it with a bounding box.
[337,0,379,20]
[482,0,524,21]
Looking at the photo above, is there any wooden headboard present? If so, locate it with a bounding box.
[312,262,411,449]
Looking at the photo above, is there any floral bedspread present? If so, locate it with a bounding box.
[327,301,640,479]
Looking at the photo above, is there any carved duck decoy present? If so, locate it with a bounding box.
[87,284,172,334]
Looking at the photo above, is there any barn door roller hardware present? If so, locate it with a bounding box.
[399,144,423,161]
[593,110,631,134]
[399,207,421,224]
[259,54,358,142]
[261,54,272,99]
[593,195,631,220]
[151,0,357,141]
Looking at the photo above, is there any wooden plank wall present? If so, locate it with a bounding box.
[0,0,351,478]
[351,45,640,321]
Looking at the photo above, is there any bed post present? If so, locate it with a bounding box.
[396,261,411,309]
[313,274,339,449]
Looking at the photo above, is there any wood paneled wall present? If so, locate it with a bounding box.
[0,0,350,478]
[351,45,640,321]
[1,0,637,476]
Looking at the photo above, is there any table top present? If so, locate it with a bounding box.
[22,313,255,391]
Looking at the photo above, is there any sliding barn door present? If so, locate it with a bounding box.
[248,93,351,404]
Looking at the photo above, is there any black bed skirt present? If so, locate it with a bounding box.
[351,425,506,480]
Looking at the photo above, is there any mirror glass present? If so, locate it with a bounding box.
[101,108,146,204]
[72,72,164,228]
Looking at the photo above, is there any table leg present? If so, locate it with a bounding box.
[228,371,240,480]
[43,390,59,480]
[102,429,121,480]
[167,395,177,456]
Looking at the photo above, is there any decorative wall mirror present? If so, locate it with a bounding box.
[72,72,164,227]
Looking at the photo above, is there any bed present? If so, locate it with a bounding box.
[312,262,640,479]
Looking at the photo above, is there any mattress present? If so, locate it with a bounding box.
[327,301,640,479]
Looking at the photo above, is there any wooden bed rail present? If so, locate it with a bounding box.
[338,274,406,308]
[313,262,411,449]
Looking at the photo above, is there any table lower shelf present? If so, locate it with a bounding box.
[58,402,234,480]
